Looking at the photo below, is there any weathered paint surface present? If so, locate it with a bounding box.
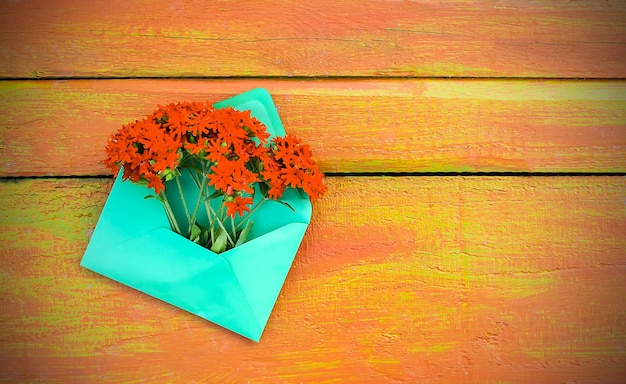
[0,0,624,78]
[1,0,624,382]
[1,79,625,176]
[0,177,625,383]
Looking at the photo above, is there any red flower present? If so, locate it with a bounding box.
[207,160,236,193]
[145,173,165,194]
[103,99,326,253]
[259,134,326,201]
[224,196,254,217]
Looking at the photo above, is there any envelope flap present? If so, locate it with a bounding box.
[82,228,262,340]
[93,171,170,237]
[224,222,309,338]
[246,188,312,241]
[213,88,285,138]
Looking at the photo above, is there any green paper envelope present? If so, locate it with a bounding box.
[80,88,312,342]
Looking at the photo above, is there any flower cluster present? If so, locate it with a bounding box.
[103,101,326,252]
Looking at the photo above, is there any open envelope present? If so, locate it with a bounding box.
[81,88,312,342]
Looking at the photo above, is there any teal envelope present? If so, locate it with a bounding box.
[81,89,312,342]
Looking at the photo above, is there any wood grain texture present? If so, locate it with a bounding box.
[1,177,625,383]
[0,0,625,79]
[1,78,625,176]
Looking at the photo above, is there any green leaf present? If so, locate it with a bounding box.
[146,193,165,203]
[205,189,224,201]
[210,228,228,253]
[235,220,254,247]
[186,163,204,175]
[209,226,215,244]
[259,182,269,198]
[200,227,209,247]
[190,223,202,241]
[246,156,263,174]
[275,199,296,213]
[135,179,149,187]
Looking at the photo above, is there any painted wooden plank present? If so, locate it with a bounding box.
[1,79,625,176]
[0,0,624,78]
[1,177,625,382]
[0,79,626,176]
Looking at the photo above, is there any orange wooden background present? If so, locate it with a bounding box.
[1,1,625,383]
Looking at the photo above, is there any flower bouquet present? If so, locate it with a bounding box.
[80,89,325,341]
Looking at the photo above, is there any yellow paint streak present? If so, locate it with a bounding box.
[408,343,456,353]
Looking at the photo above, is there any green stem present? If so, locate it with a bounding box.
[203,199,215,230]
[189,158,236,248]
[175,174,191,234]
[230,216,237,241]
[205,201,234,246]
[236,198,268,230]
[190,160,213,229]
[189,173,207,232]
[160,191,182,235]
[218,204,225,222]
[187,167,201,189]
[187,156,208,189]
